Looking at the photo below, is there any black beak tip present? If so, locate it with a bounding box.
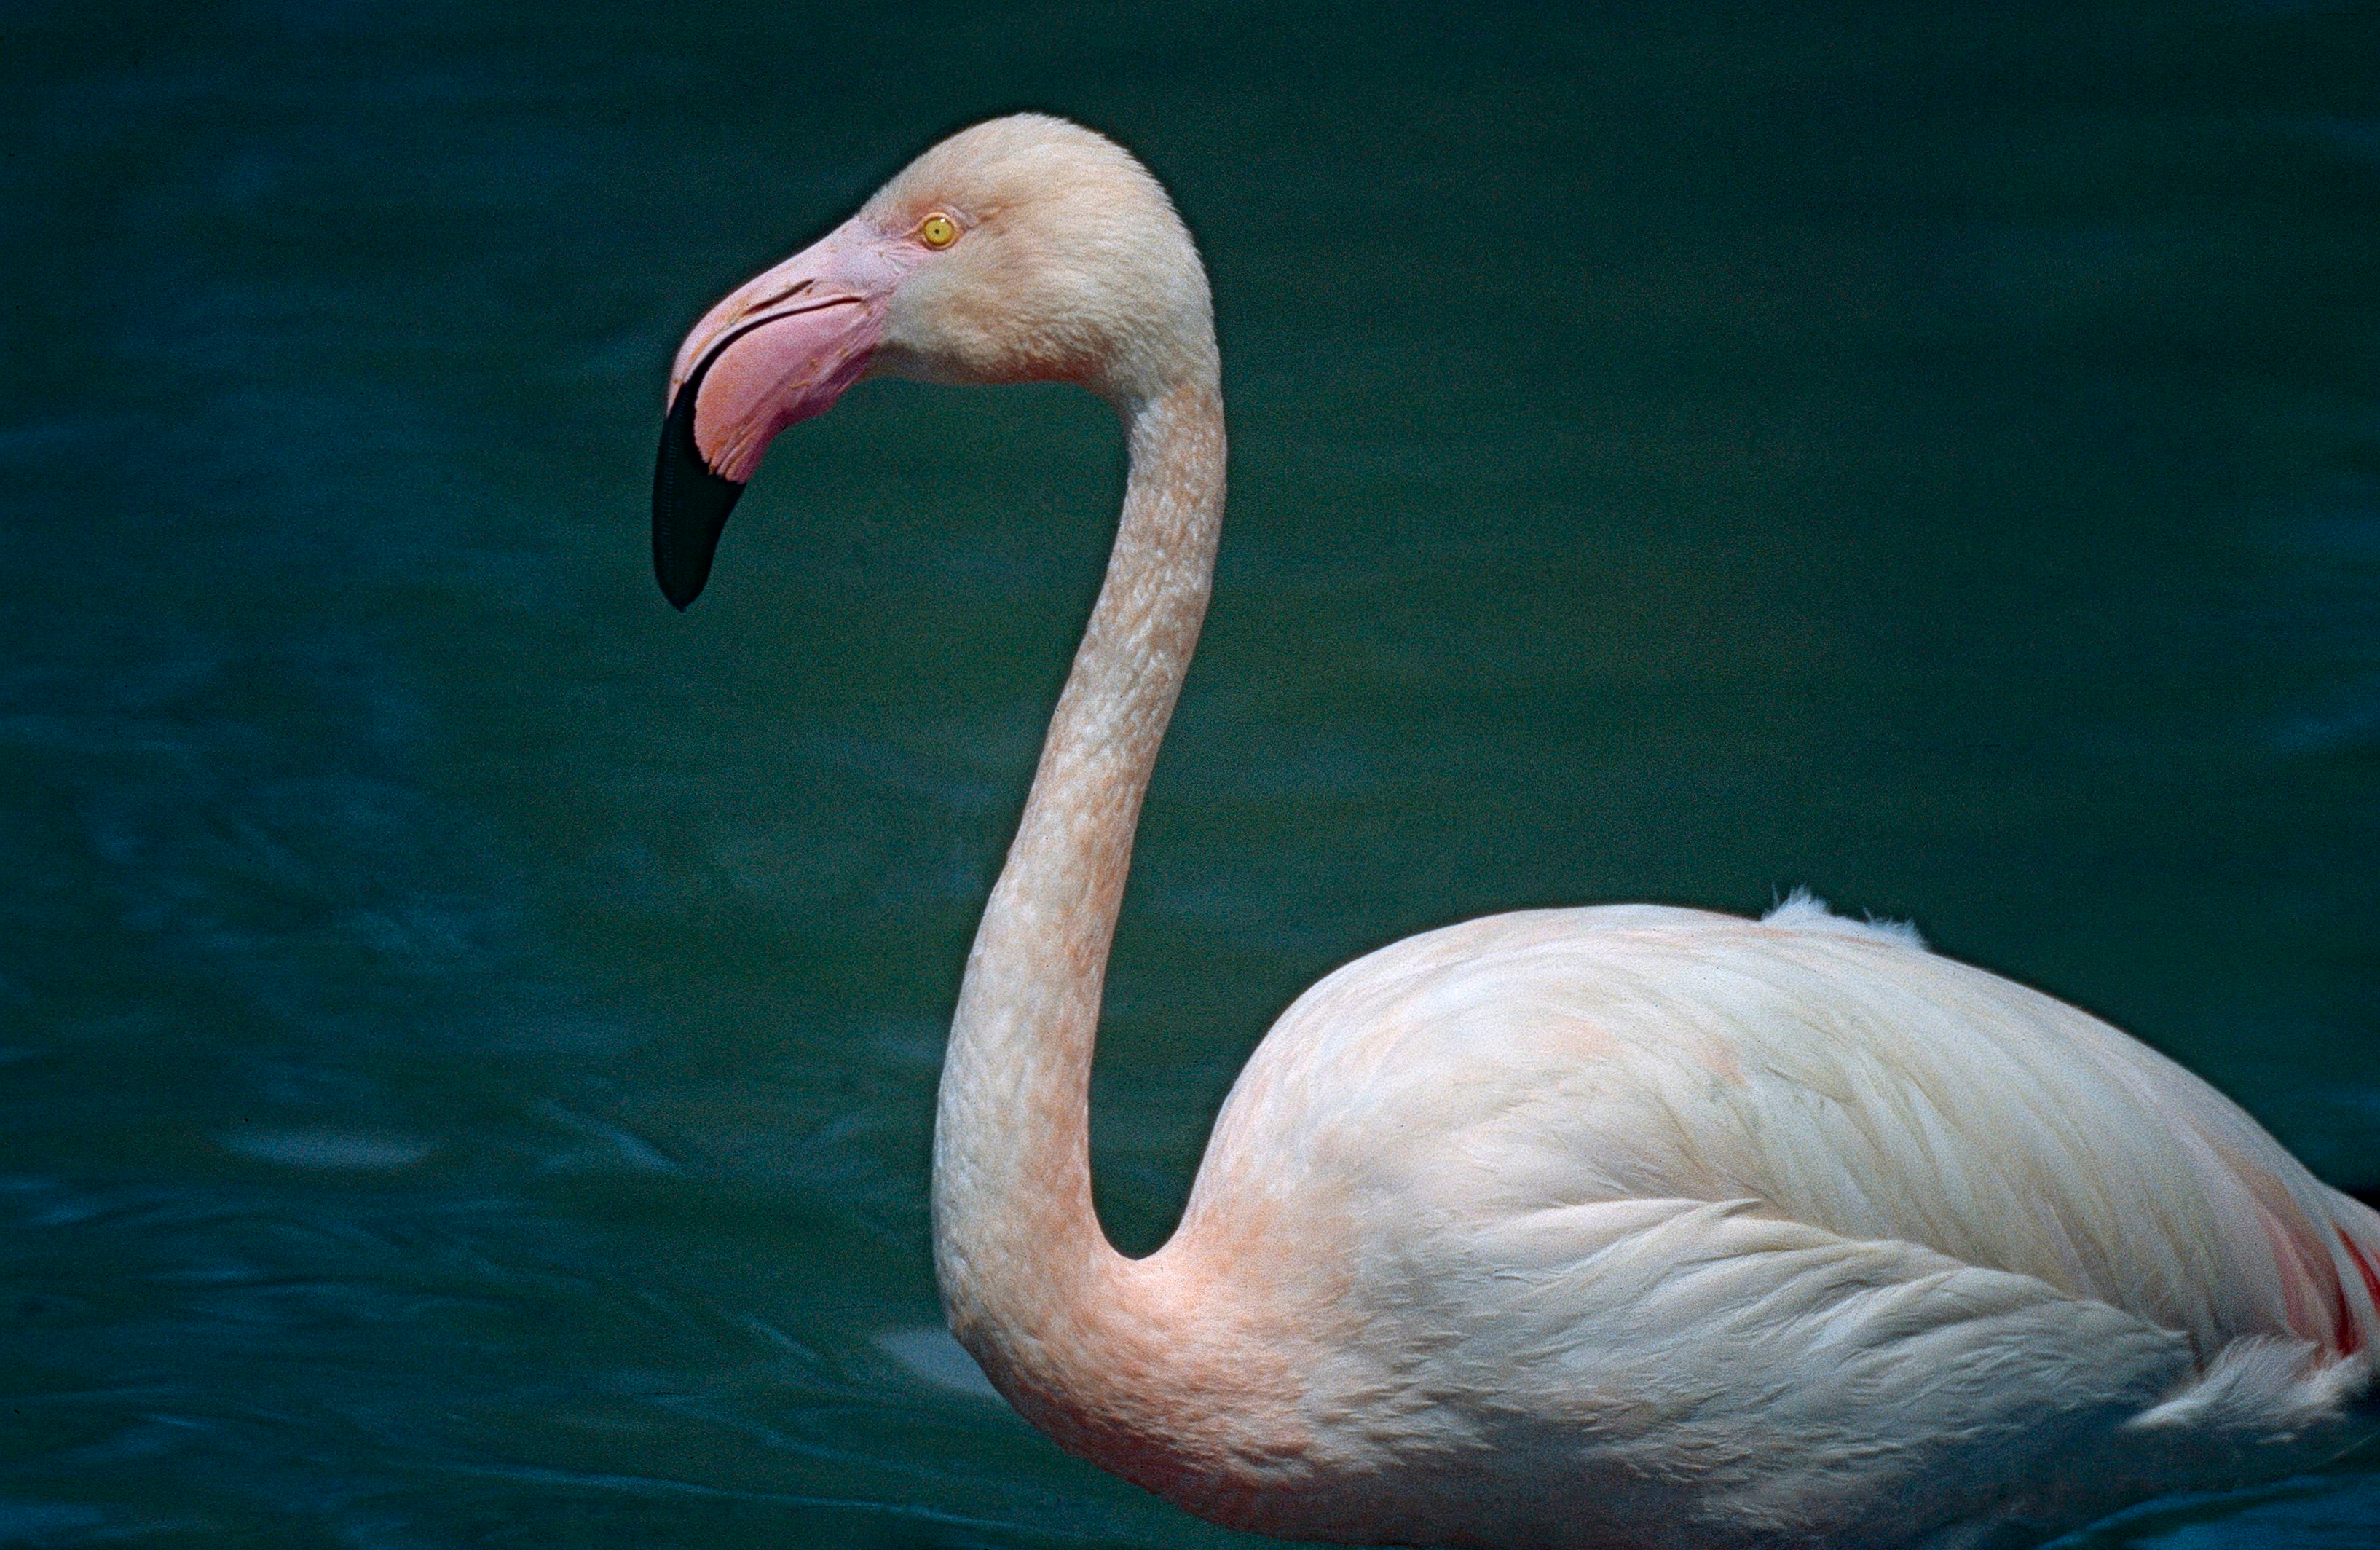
[651,372,747,612]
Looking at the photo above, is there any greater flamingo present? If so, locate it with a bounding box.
[651,115,2379,1549]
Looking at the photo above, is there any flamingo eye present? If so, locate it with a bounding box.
[920,213,958,249]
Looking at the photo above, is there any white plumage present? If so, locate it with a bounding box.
[1176,898,2378,1544]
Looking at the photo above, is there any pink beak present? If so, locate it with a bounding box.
[653,220,909,610]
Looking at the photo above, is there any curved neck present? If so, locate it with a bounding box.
[931,373,1226,1429]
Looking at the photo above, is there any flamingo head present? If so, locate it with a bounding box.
[653,114,1214,609]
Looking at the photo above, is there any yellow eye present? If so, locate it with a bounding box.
[920,213,958,249]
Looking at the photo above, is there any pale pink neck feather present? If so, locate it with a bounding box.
[931,374,1234,1463]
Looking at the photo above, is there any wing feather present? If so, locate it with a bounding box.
[1195,904,2380,1358]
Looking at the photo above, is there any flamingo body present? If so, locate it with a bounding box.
[1155,900,2378,1546]
[651,114,2379,1548]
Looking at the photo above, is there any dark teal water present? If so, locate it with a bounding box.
[4,2,2378,1545]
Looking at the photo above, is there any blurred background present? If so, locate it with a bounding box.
[3,1,2377,1544]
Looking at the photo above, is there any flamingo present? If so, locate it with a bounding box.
[650,114,2379,1549]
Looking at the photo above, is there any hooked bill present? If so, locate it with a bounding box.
[652,291,883,610]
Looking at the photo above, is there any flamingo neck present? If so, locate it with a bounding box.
[931,371,1226,1438]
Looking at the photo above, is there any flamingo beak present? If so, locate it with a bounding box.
[653,224,900,610]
